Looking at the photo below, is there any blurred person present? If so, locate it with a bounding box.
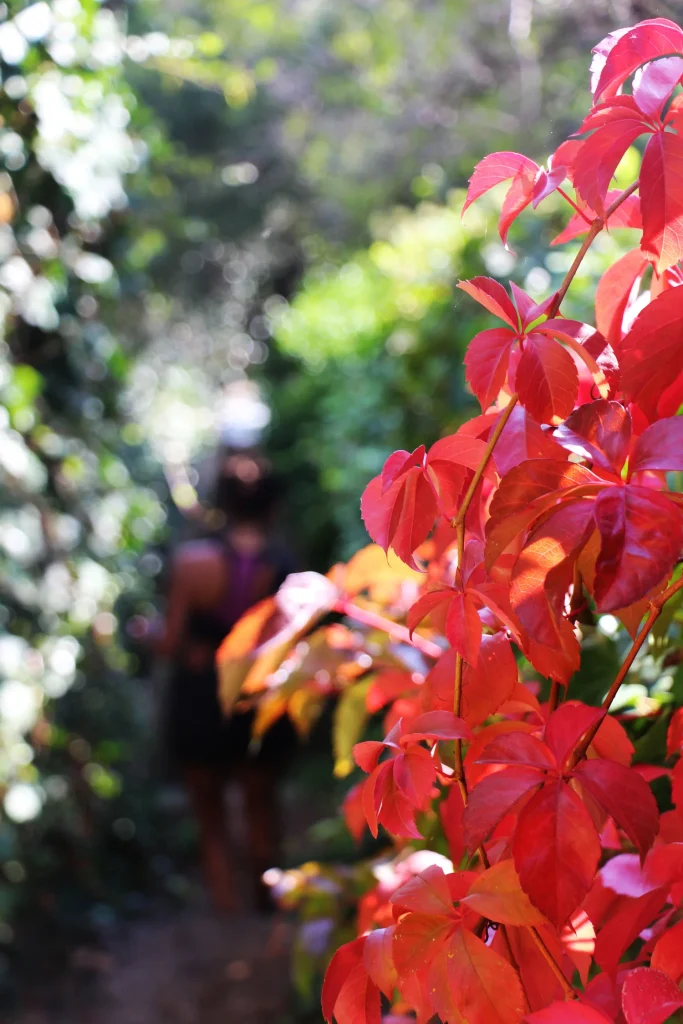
[153,450,296,913]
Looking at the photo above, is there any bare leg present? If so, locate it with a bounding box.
[241,761,280,910]
[183,765,237,913]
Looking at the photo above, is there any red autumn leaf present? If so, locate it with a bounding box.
[573,759,660,859]
[633,56,683,118]
[544,702,605,770]
[510,500,596,646]
[426,634,518,728]
[390,863,457,916]
[462,859,546,926]
[621,966,683,1024]
[465,327,516,410]
[629,416,683,474]
[447,926,528,1024]
[402,710,472,744]
[594,886,669,976]
[392,912,455,975]
[463,765,545,852]
[361,435,489,567]
[591,19,683,103]
[457,277,518,327]
[322,936,381,1024]
[592,485,683,612]
[595,248,648,346]
[485,459,597,569]
[408,586,482,665]
[651,919,683,984]
[343,782,367,842]
[363,926,397,999]
[513,779,601,927]
[525,1004,612,1023]
[476,730,557,772]
[514,331,579,424]
[668,708,683,756]
[672,759,683,818]
[463,152,539,247]
[440,783,466,866]
[620,287,683,422]
[554,399,632,475]
[640,131,683,272]
[574,120,648,214]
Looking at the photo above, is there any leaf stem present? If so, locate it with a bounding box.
[332,598,443,659]
[557,187,592,224]
[566,573,683,771]
[528,927,575,999]
[547,180,639,318]
[454,395,519,528]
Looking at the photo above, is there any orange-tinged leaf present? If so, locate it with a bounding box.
[463,860,546,926]
[448,926,527,1024]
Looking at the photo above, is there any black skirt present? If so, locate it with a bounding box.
[165,667,296,771]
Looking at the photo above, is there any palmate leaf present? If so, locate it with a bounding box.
[512,780,601,928]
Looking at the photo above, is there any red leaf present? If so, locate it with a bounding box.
[592,485,683,612]
[621,966,683,1024]
[499,162,541,248]
[343,782,367,842]
[322,937,381,1024]
[525,1004,612,1023]
[457,277,518,327]
[592,19,683,102]
[633,56,683,117]
[515,332,578,424]
[486,459,597,569]
[640,131,683,272]
[463,765,544,851]
[440,783,466,866]
[513,779,601,927]
[447,926,527,1024]
[487,404,566,477]
[363,927,397,999]
[463,152,539,217]
[360,472,437,569]
[574,759,659,860]
[574,122,647,214]
[594,886,669,976]
[668,708,683,756]
[426,635,518,728]
[510,500,596,646]
[476,731,557,771]
[462,859,546,926]
[620,287,683,422]
[672,759,683,817]
[595,249,648,346]
[554,400,632,475]
[425,433,490,519]
[629,416,683,474]
[651,919,683,984]
[392,912,455,975]
[465,328,516,410]
[402,711,472,744]
[544,702,605,770]
[390,864,456,916]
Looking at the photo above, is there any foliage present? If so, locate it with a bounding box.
[0,1,180,988]
[221,19,683,1023]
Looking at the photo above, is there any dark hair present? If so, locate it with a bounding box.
[213,454,282,525]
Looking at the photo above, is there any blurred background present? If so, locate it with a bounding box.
[0,0,675,1021]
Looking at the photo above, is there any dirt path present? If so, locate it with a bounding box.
[11,896,295,1024]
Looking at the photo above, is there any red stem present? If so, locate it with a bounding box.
[333,597,443,659]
